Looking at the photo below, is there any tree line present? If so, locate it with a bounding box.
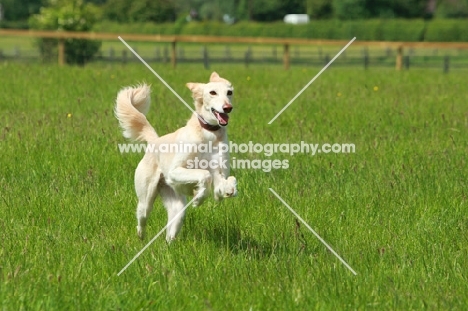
[1,0,468,24]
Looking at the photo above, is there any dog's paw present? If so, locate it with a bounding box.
[137,226,145,240]
[223,176,237,198]
[192,187,208,207]
[166,234,177,243]
[192,199,201,207]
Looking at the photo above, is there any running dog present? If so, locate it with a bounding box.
[115,72,237,241]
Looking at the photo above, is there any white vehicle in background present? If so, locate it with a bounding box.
[283,14,310,25]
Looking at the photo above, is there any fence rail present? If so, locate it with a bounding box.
[2,29,468,70]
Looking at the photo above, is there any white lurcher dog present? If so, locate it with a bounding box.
[115,72,237,242]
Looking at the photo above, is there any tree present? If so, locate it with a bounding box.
[1,0,43,21]
[390,0,429,18]
[84,0,107,4]
[435,0,468,18]
[306,0,333,19]
[332,0,370,19]
[104,0,176,23]
[236,0,306,22]
[332,0,430,19]
[171,0,238,21]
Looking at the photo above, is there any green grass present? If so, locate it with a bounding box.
[0,62,467,310]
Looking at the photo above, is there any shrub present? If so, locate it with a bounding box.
[103,0,176,23]
[29,0,101,65]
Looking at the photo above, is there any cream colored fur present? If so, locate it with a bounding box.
[115,72,237,241]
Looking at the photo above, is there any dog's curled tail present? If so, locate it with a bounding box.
[115,84,158,142]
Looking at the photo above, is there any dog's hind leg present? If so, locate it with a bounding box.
[159,183,187,242]
[134,157,160,239]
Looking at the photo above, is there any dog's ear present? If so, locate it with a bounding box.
[186,82,204,93]
[209,72,231,85]
[186,82,205,100]
[210,72,220,82]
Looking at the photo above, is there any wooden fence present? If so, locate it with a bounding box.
[2,29,468,70]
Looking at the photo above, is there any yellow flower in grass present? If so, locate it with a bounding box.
[67,113,72,118]
[337,92,342,97]
[373,86,379,91]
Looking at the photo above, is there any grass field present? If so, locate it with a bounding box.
[1,62,467,310]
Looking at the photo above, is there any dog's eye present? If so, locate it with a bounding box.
[227,90,233,96]
[209,91,217,96]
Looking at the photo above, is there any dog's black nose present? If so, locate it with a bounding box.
[223,103,233,113]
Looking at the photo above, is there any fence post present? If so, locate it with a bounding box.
[203,46,209,69]
[171,41,177,68]
[122,50,127,64]
[364,49,369,69]
[283,43,290,70]
[395,46,403,70]
[109,47,115,61]
[444,55,450,73]
[58,39,65,66]
[244,47,251,68]
[155,48,160,62]
[404,55,410,70]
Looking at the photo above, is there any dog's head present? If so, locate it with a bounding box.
[186,72,234,127]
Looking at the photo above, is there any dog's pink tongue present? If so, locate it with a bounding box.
[216,112,229,125]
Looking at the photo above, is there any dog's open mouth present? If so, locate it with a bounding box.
[211,108,229,126]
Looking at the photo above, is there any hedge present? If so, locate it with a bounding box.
[425,19,468,42]
[0,20,30,29]
[93,19,467,42]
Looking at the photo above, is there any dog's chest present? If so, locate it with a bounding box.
[197,139,223,160]
[201,129,222,142]
[199,129,225,157]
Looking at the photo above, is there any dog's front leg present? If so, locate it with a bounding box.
[167,167,212,207]
[212,153,237,201]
